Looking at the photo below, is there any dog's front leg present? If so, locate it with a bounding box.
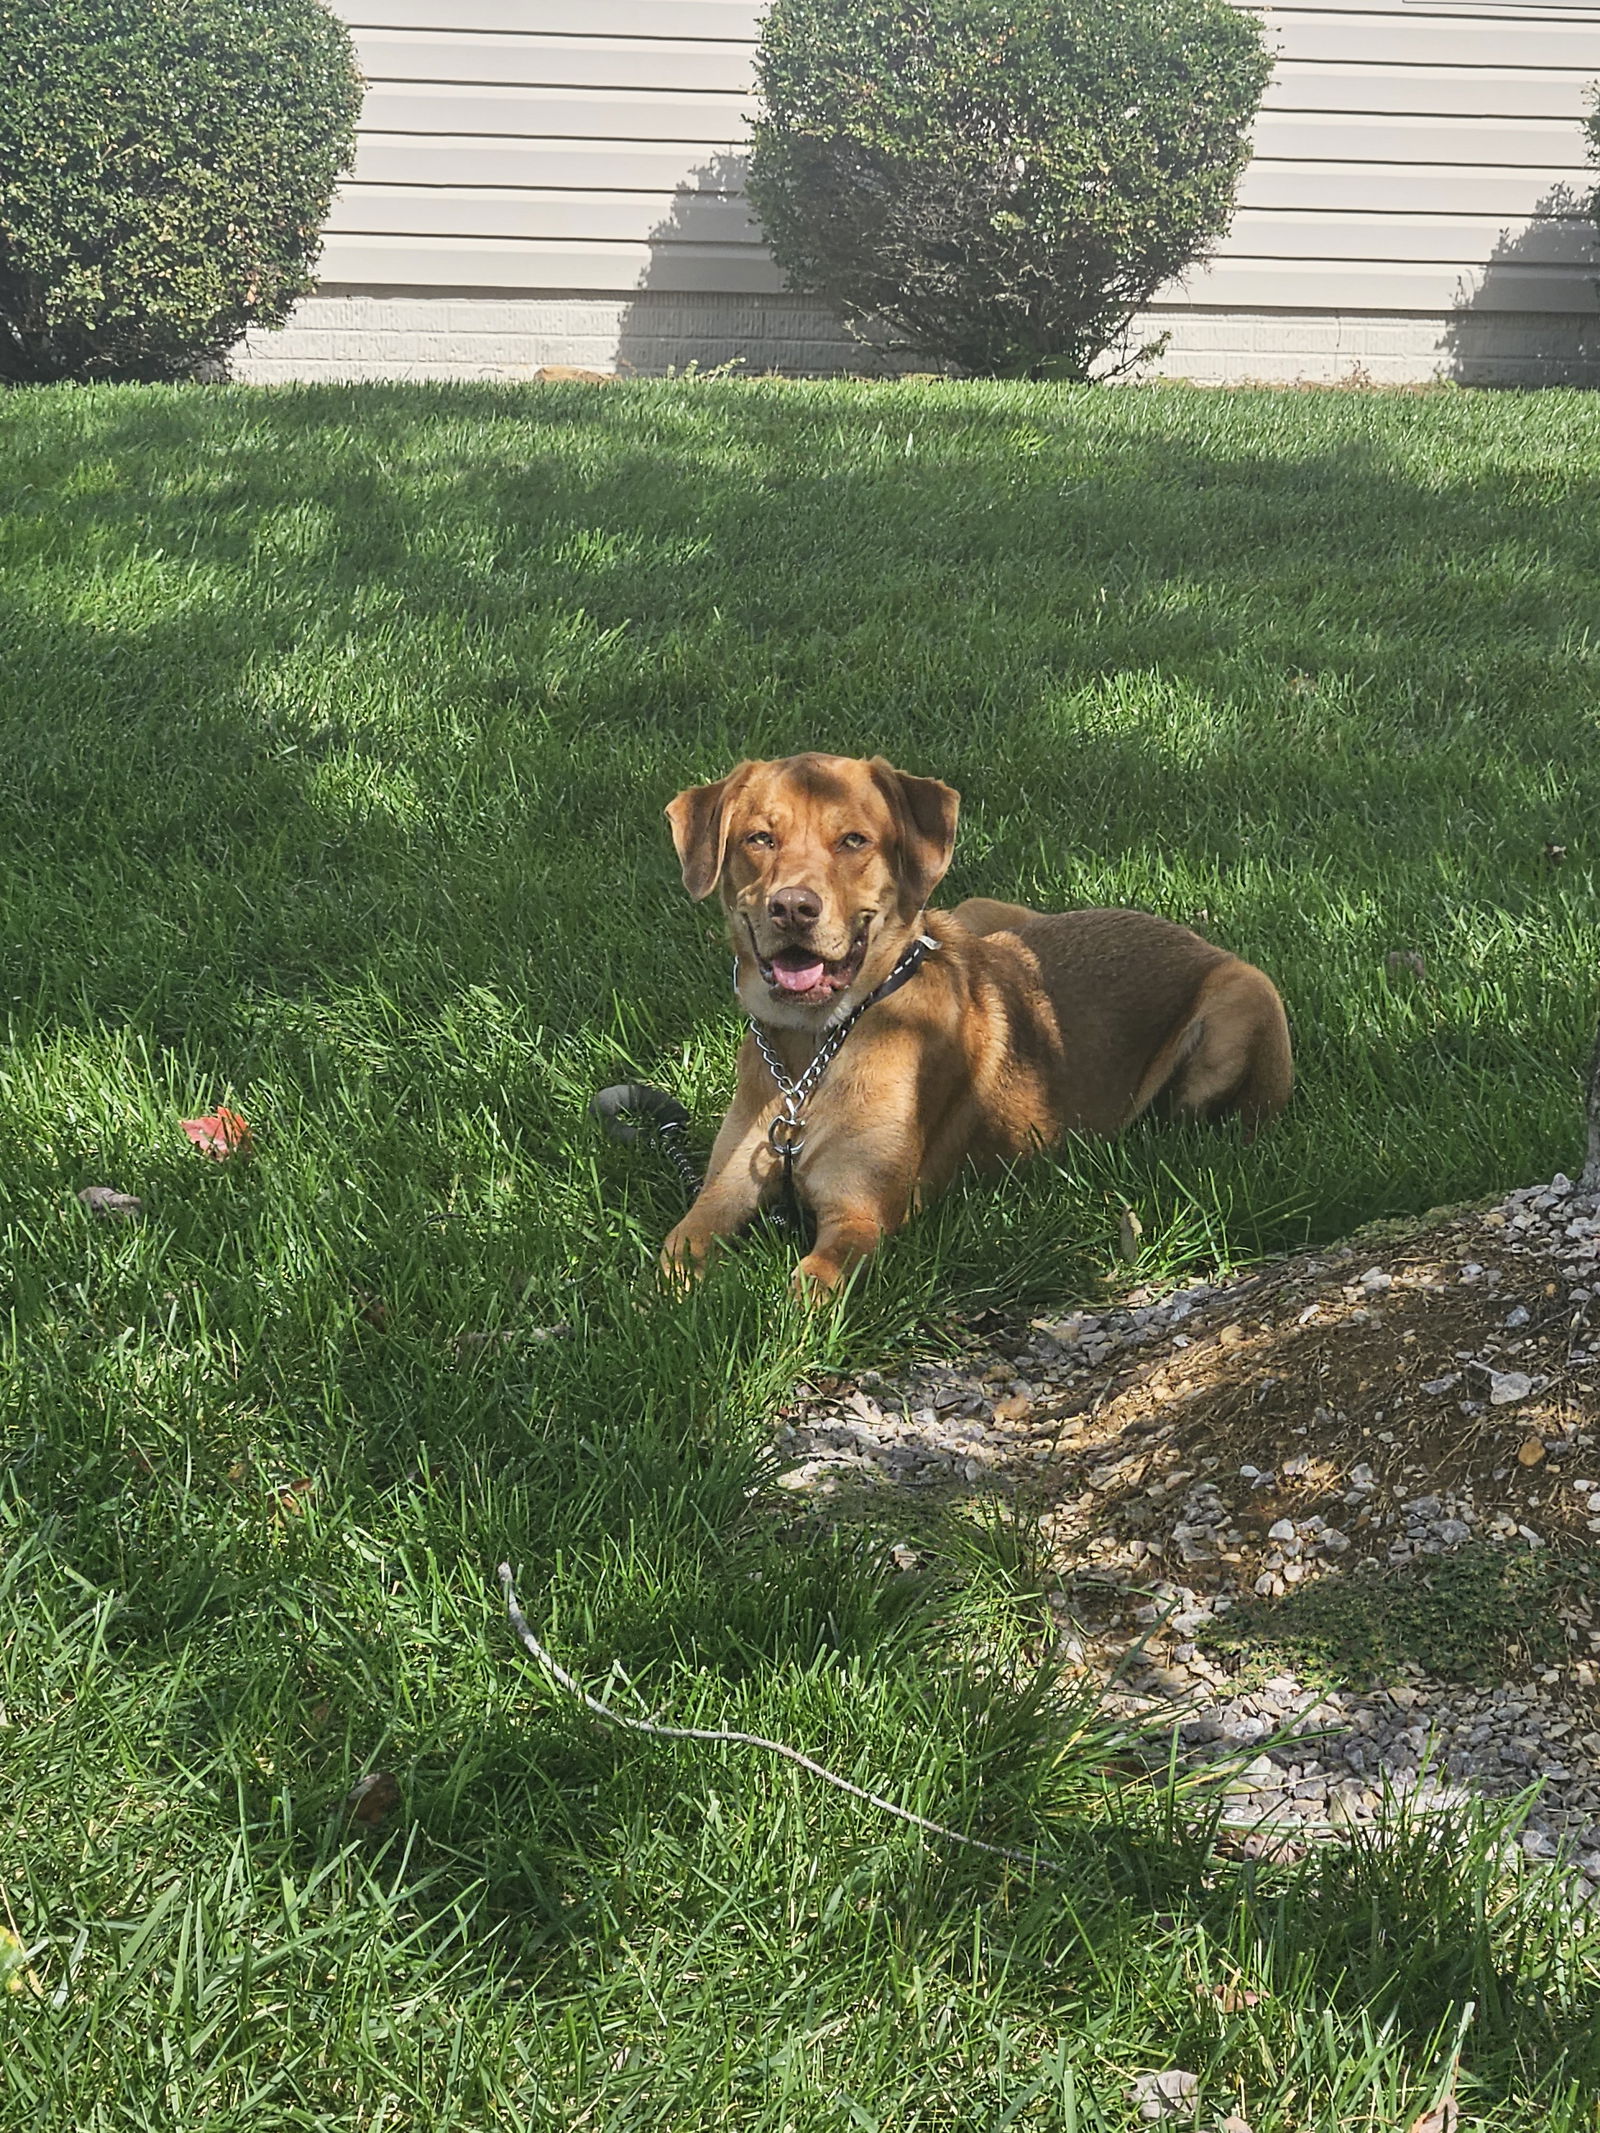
[793,1119,922,1295]
[661,1098,778,1281]
[796,1200,899,1293]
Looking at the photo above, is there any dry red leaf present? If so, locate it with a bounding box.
[345,1771,401,1825]
[180,1107,253,1160]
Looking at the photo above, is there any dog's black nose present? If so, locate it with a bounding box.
[768,885,822,930]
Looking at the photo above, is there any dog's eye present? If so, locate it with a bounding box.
[838,831,870,851]
[744,830,775,849]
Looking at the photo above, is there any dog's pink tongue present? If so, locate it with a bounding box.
[773,957,826,993]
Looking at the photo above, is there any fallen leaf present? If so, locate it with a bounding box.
[1129,2069,1199,2122]
[455,1329,517,1359]
[1516,1436,1546,1466]
[1216,2118,1254,2133]
[1385,949,1427,980]
[77,1185,142,1219]
[1406,2087,1459,2133]
[180,1106,252,1159]
[0,1925,41,1998]
[272,1478,316,1517]
[1118,1206,1145,1262]
[1209,1985,1263,2012]
[533,364,616,384]
[991,1392,1032,1422]
[345,1771,401,1825]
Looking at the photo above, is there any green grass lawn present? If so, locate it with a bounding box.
[2,377,1598,2128]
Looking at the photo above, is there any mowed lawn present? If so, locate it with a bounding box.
[1,378,1598,2128]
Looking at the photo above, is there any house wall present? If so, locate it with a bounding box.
[234,0,1600,387]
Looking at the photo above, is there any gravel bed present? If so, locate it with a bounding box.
[775,1173,1600,1873]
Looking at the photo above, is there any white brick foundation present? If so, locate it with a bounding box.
[232,288,868,383]
[1136,303,1600,389]
[231,287,1600,390]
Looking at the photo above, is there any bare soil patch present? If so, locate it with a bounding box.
[776,1177,1600,1859]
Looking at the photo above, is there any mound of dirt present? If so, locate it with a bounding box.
[776,1175,1600,1861]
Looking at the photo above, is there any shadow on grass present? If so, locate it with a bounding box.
[5,381,1598,1039]
[5,380,1600,2114]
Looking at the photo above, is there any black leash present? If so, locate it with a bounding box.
[589,1083,703,1204]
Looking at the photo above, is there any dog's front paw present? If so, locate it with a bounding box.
[792,1250,845,1301]
[661,1219,717,1289]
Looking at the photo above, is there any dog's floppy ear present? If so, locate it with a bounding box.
[664,762,755,901]
[869,758,960,910]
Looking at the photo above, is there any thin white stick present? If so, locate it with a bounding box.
[497,1563,1053,1871]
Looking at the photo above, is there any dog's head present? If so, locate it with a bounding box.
[666,753,960,1028]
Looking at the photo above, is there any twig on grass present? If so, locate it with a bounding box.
[497,1562,1054,1871]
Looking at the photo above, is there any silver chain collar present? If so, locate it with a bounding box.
[747,933,939,1161]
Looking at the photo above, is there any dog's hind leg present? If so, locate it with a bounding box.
[1127,961,1292,1143]
[949,897,1040,938]
[1222,965,1295,1141]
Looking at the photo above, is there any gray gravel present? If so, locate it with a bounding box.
[775,1174,1600,1875]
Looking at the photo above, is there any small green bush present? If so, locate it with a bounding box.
[0,0,362,384]
[747,0,1272,381]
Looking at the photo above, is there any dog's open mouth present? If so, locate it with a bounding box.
[752,923,869,1003]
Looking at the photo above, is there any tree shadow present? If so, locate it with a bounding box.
[6,381,1599,1053]
[5,380,1600,2106]
[615,151,898,380]
[1440,183,1600,386]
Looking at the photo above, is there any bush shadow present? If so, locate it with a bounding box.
[1440,184,1600,387]
[613,151,875,381]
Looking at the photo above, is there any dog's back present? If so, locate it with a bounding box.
[952,900,1292,1140]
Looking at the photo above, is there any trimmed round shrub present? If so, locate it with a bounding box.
[0,0,362,383]
[747,0,1272,381]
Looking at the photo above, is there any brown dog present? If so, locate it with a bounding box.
[663,753,1291,1291]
